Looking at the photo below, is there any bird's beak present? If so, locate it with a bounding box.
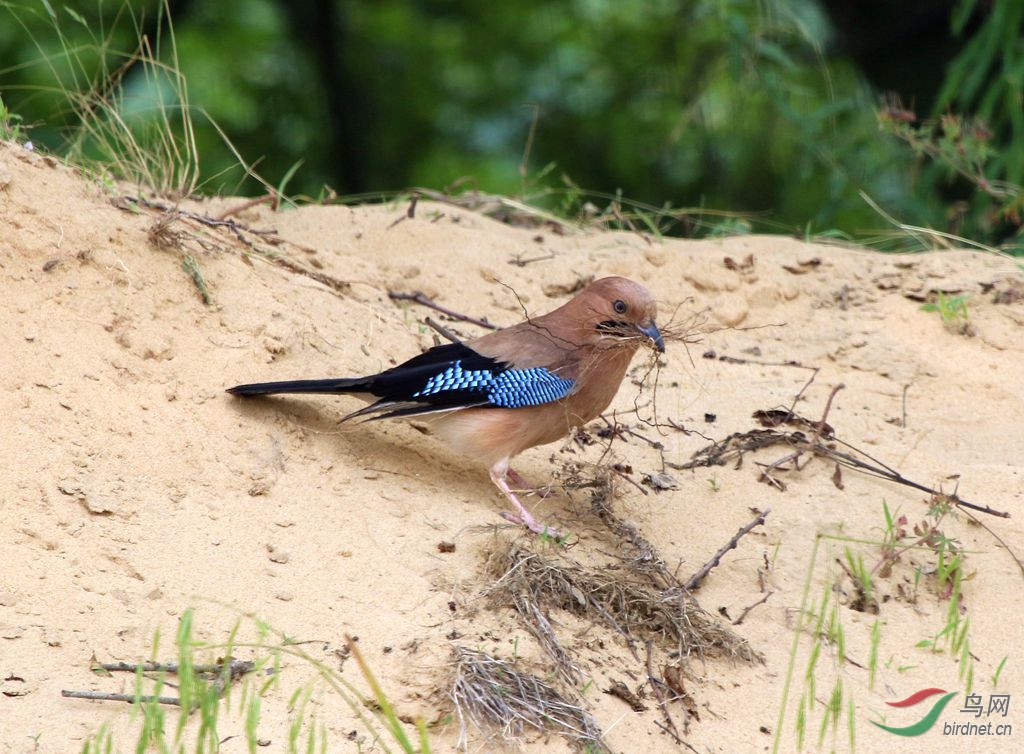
[637,321,665,353]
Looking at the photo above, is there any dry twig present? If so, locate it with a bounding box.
[684,508,771,590]
[114,195,351,295]
[61,658,256,709]
[61,689,182,706]
[732,592,774,626]
[676,409,1010,519]
[387,290,499,330]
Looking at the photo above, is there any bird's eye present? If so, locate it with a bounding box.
[612,299,627,314]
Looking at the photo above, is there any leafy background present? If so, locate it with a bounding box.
[1,0,1020,250]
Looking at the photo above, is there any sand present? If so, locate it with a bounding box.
[1,139,1022,753]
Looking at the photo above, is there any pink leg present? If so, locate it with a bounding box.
[506,467,555,499]
[489,462,562,539]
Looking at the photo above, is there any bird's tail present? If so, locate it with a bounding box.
[226,377,373,396]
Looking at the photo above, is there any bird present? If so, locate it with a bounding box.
[227,276,664,537]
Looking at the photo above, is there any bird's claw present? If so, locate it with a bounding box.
[499,510,566,541]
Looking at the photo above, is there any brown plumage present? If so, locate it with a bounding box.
[228,276,663,537]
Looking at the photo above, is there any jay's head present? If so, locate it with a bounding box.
[575,276,665,353]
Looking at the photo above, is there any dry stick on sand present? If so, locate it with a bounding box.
[385,194,419,228]
[62,689,183,706]
[586,481,762,663]
[423,315,463,345]
[587,466,759,612]
[489,538,760,683]
[479,441,762,747]
[117,196,280,240]
[97,660,256,677]
[644,640,690,749]
[676,378,1024,575]
[114,195,352,295]
[387,290,499,330]
[409,187,575,231]
[61,659,256,708]
[684,508,771,591]
[755,383,844,489]
[509,250,556,267]
[733,591,774,626]
[677,410,1021,578]
[675,401,1011,520]
[213,194,276,220]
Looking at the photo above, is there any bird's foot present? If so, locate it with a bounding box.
[506,467,556,499]
[499,510,565,541]
[491,464,569,542]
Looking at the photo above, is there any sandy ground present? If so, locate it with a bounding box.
[1,138,1022,753]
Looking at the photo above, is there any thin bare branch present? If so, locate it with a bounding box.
[685,509,771,590]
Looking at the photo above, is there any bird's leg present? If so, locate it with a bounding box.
[506,467,555,500]
[489,463,561,538]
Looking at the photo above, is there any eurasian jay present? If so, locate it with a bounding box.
[228,276,664,536]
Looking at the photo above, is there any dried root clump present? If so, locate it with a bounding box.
[450,647,608,752]
[489,541,759,668]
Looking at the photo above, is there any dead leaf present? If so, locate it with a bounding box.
[606,681,646,712]
[643,472,678,491]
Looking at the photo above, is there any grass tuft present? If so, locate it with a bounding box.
[450,647,607,751]
[74,609,432,754]
[4,0,199,196]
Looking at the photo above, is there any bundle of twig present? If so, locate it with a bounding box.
[489,541,759,669]
[450,647,608,751]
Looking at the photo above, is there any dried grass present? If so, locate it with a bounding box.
[488,541,758,671]
[450,647,608,752]
[449,425,763,750]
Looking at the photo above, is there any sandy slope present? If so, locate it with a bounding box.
[1,139,1022,753]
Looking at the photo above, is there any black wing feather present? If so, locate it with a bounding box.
[227,340,573,421]
[364,342,508,409]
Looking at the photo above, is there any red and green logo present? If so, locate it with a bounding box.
[872,688,958,736]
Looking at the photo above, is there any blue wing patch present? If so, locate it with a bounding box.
[414,360,574,408]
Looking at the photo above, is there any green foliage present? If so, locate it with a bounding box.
[872,495,966,594]
[867,619,880,690]
[920,293,971,334]
[871,495,974,692]
[841,547,878,614]
[879,107,1023,250]
[77,610,431,754]
[937,0,1024,187]
[869,0,1024,251]
[0,0,1019,249]
[0,0,917,221]
[0,93,25,140]
[776,498,977,753]
[181,254,212,305]
[1,0,199,194]
[777,534,857,754]
[992,656,1008,687]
